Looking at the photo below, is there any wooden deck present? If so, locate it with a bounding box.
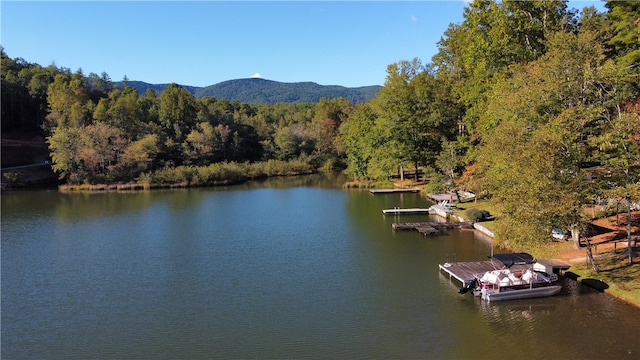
[439,261,499,284]
[392,222,474,236]
[369,188,420,194]
[439,258,572,285]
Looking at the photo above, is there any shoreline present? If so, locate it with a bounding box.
[420,189,640,308]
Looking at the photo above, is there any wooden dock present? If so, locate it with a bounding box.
[439,261,499,284]
[382,207,434,215]
[369,188,420,194]
[439,258,571,285]
[392,222,473,236]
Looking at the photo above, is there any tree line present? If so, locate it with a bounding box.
[1,53,355,184]
[1,0,638,247]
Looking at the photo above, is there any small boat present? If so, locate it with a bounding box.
[459,252,562,301]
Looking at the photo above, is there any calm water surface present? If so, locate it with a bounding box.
[2,175,639,359]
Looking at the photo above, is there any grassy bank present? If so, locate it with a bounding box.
[566,251,640,306]
[59,159,315,191]
[447,198,640,307]
[449,199,502,232]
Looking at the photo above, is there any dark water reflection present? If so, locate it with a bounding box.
[2,175,639,359]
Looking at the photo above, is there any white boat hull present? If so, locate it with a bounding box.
[482,285,562,301]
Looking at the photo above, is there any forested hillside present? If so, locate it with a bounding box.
[120,81,200,98]
[194,78,381,103]
[116,78,381,104]
[1,0,638,248]
[337,0,639,248]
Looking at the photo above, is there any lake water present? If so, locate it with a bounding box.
[2,175,639,359]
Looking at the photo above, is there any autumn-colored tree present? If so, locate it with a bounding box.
[184,122,221,165]
[114,134,159,179]
[78,122,125,182]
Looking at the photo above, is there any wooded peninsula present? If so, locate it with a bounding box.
[2,0,639,251]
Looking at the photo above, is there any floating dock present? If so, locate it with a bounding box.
[382,207,434,215]
[392,222,473,236]
[369,188,420,194]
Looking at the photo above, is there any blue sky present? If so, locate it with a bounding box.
[1,1,606,88]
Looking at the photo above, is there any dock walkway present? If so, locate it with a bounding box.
[439,261,499,284]
[369,188,420,194]
[383,207,434,215]
[392,222,473,236]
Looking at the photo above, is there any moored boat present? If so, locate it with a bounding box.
[459,252,562,301]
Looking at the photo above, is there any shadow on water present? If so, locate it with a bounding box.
[581,278,610,292]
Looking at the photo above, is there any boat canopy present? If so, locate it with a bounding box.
[489,252,536,268]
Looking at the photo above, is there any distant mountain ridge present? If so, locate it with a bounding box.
[117,78,381,103]
[120,81,200,96]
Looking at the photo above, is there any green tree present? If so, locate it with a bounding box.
[87,71,112,102]
[590,103,640,213]
[137,88,160,135]
[436,139,465,185]
[1,49,60,133]
[106,86,142,140]
[274,124,314,160]
[375,59,425,181]
[158,83,197,142]
[228,123,263,162]
[46,73,92,130]
[26,66,56,131]
[338,103,381,178]
[475,29,633,247]
[374,59,458,181]
[47,126,83,183]
[158,83,198,163]
[433,0,574,145]
[605,0,640,73]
